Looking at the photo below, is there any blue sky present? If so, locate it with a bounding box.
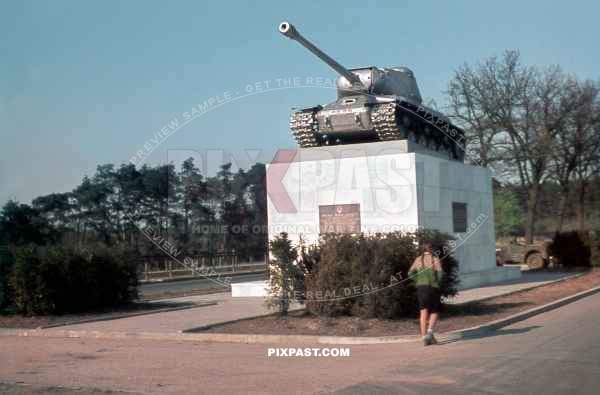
[1,0,599,204]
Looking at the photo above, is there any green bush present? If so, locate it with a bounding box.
[0,245,14,313]
[590,229,600,267]
[494,190,524,237]
[11,245,139,315]
[266,233,305,316]
[548,231,591,267]
[304,230,459,319]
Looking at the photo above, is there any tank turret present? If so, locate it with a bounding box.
[279,21,423,103]
[278,21,465,161]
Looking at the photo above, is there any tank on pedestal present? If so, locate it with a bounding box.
[279,21,465,161]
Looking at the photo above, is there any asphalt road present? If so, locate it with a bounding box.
[139,272,265,296]
[2,292,599,394]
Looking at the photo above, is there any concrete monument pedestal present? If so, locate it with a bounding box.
[232,140,520,297]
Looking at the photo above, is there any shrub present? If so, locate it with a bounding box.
[548,231,591,267]
[266,233,305,316]
[0,245,14,313]
[304,230,459,319]
[11,245,139,315]
[590,229,600,267]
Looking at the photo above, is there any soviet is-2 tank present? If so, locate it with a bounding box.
[278,21,466,161]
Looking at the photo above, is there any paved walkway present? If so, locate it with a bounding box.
[445,270,578,304]
[56,271,577,334]
[60,292,302,333]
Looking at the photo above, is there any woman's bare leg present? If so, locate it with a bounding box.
[419,309,428,337]
[428,312,439,332]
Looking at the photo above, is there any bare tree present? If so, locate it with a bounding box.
[447,59,503,168]
[447,51,579,242]
[570,82,600,232]
[550,80,600,232]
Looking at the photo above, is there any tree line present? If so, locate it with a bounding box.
[0,159,268,262]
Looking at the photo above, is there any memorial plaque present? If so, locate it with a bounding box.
[319,204,361,234]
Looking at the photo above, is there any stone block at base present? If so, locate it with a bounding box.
[231,280,269,297]
[458,266,522,290]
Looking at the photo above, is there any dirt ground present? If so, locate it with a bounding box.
[197,269,600,337]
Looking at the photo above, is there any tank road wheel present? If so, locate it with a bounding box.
[289,109,320,148]
[371,102,406,141]
[526,252,545,270]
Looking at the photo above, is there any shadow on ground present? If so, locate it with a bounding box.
[443,301,533,317]
[438,325,542,345]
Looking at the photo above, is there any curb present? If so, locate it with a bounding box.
[140,269,265,284]
[0,328,419,345]
[2,284,599,345]
[140,288,230,302]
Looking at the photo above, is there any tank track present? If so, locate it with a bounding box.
[371,100,466,161]
[289,102,466,161]
[289,109,320,148]
[370,102,406,141]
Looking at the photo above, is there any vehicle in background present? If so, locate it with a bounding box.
[496,238,554,269]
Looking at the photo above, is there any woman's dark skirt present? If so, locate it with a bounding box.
[416,286,441,312]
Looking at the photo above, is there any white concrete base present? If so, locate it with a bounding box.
[231,280,270,297]
[266,140,502,290]
[458,266,522,290]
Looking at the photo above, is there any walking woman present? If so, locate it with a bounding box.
[408,243,443,346]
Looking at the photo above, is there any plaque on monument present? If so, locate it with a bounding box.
[319,204,361,234]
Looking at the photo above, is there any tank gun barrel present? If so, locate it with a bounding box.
[278,21,364,89]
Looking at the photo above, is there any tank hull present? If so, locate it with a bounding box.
[290,96,466,161]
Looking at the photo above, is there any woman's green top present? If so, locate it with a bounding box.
[408,254,443,288]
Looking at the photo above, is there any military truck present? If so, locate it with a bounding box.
[496,239,554,269]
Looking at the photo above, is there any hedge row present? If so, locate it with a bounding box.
[2,245,139,315]
[545,230,600,268]
[297,230,459,319]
